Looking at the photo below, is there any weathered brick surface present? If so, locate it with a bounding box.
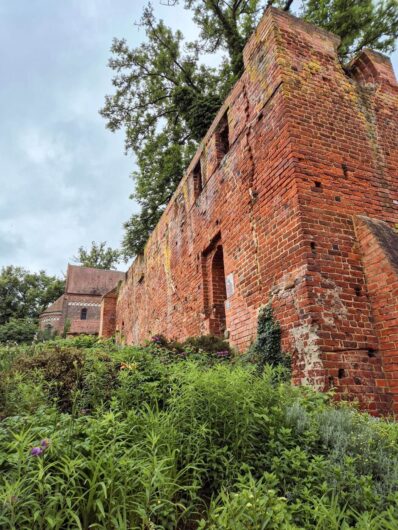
[99,288,118,338]
[109,8,398,414]
[355,216,398,413]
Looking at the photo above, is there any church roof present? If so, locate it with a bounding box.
[41,294,65,315]
[65,264,125,296]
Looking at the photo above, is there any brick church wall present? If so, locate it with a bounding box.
[110,8,398,414]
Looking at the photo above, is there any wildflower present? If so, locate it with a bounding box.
[216,350,230,357]
[246,502,252,508]
[41,438,51,448]
[31,447,43,457]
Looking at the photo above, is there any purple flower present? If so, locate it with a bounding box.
[41,439,50,448]
[31,447,43,457]
[216,350,230,357]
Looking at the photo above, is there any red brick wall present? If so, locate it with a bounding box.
[355,216,398,414]
[39,311,64,335]
[99,290,118,338]
[113,8,398,414]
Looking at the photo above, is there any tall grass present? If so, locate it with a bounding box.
[0,337,397,528]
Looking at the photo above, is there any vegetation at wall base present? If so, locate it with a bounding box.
[1,336,398,528]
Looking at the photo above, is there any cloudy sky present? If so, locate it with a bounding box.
[0,1,397,277]
[0,0,194,276]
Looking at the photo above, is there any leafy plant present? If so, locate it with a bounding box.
[1,337,398,528]
[248,304,290,373]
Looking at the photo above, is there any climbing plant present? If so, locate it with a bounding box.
[249,304,290,373]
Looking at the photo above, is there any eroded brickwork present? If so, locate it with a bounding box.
[109,8,398,414]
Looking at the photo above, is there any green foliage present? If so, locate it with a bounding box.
[103,1,398,257]
[73,241,122,270]
[0,318,37,344]
[200,472,296,529]
[183,334,233,355]
[302,0,398,61]
[101,6,224,256]
[1,338,397,528]
[248,304,290,371]
[0,266,64,325]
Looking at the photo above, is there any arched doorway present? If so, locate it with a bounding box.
[210,245,227,336]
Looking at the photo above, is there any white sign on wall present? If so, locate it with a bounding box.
[226,273,234,298]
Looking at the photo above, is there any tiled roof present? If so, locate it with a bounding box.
[65,264,125,296]
[41,294,64,315]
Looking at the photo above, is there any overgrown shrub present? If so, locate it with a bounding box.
[1,338,398,529]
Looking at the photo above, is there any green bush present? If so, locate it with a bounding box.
[0,317,37,344]
[0,338,398,529]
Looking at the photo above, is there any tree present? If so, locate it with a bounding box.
[0,266,65,326]
[101,6,225,256]
[73,241,122,270]
[0,318,38,344]
[302,0,398,61]
[102,0,398,257]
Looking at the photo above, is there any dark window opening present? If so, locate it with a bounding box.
[209,245,227,337]
[338,368,345,379]
[193,159,204,198]
[80,308,87,320]
[216,112,230,160]
[315,181,322,188]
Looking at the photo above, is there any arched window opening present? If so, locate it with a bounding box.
[210,245,227,337]
[80,308,87,320]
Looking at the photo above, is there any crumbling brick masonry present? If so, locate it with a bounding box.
[100,8,398,415]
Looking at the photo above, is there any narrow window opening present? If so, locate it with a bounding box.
[80,308,87,320]
[216,112,230,160]
[342,163,348,178]
[338,368,345,379]
[315,181,322,188]
[354,286,362,297]
[335,196,341,202]
[193,159,204,198]
[310,242,316,252]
